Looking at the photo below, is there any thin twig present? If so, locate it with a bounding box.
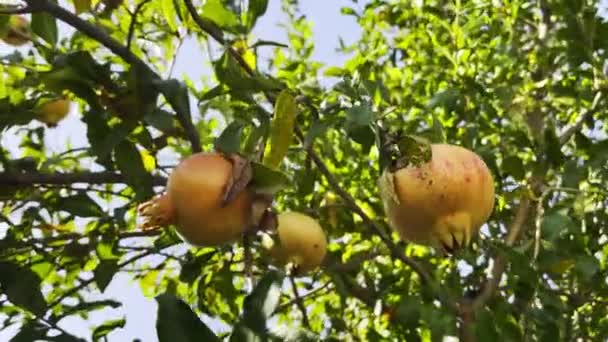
[38,316,84,341]
[294,127,434,282]
[45,248,161,311]
[0,5,39,15]
[472,196,532,312]
[289,275,311,329]
[0,171,166,186]
[274,281,331,314]
[183,0,449,310]
[0,230,162,253]
[26,0,202,152]
[126,0,153,51]
[182,0,255,75]
[559,90,603,145]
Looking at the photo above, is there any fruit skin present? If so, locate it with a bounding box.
[138,152,254,246]
[37,99,71,126]
[1,16,30,46]
[378,144,495,252]
[270,212,327,274]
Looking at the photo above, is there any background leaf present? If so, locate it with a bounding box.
[155,293,221,342]
[263,89,297,169]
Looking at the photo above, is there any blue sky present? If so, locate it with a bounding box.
[0,1,362,341]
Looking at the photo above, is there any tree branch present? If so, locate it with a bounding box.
[126,0,153,51]
[291,127,456,311]
[0,171,166,186]
[26,0,201,153]
[559,90,603,145]
[184,0,450,311]
[45,247,168,312]
[471,197,532,312]
[274,281,331,314]
[466,89,604,316]
[289,275,311,329]
[183,0,255,75]
[0,5,40,14]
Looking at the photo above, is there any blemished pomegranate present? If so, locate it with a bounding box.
[138,152,254,246]
[378,144,495,252]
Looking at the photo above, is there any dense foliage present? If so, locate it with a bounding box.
[1,0,607,341]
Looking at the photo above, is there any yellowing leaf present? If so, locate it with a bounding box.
[549,258,575,275]
[73,0,92,14]
[263,90,297,169]
[234,39,256,70]
[139,270,160,297]
[139,148,156,172]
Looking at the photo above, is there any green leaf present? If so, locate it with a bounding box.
[340,7,358,17]
[250,161,291,195]
[263,90,297,169]
[96,240,119,261]
[393,296,422,328]
[0,15,9,31]
[395,135,433,167]
[10,321,47,342]
[574,254,600,280]
[154,79,192,124]
[55,192,104,217]
[199,84,228,101]
[39,65,98,108]
[541,211,573,241]
[62,300,122,318]
[143,109,177,134]
[155,293,221,342]
[161,0,178,32]
[430,112,445,143]
[232,270,284,339]
[94,260,118,293]
[178,251,217,284]
[114,140,154,201]
[344,104,374,151]
[214,120,246,154]
[543,127,564,167]
[125,65,161,120]
[73,0,92,14]
[30,262,53,280]
[562,160,585,188]
[304,120,328,149]
[31,13,58,46]
[243,115,270,155]
[245,0,269,31]
[502,156,525,180]
[213,52,254,91]
[0,262,47,316]
[92,318,126,342]
[428,88,461,111]
[475,309,499,340]
[201,0,239,32]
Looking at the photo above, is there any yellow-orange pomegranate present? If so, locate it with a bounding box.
[378,144,495,252]
[37,99,71,126]
[138,152,254,246]
[269,212,327,273]
[1,16,30,46]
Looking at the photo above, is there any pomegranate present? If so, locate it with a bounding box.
[1,16,30,46]
[37,99,71,126]
[138,152,255,246]
[378,144,495,252]
[269,212,327,274]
